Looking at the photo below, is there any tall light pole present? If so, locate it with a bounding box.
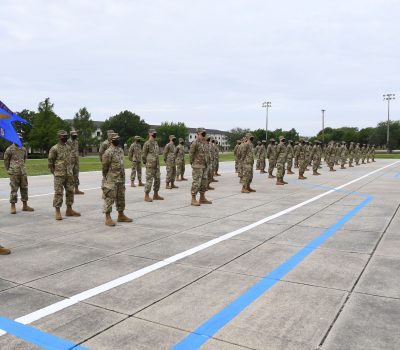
[383,94,395,150]
[321,109,326,144]
[262,101,271,141]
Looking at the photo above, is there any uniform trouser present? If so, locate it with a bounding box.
[335,155,340,164]
[72,161,80,186]
[268,159,276,174]
[235,159,239,172]
[355,156,360,164]
[208,163,214,185]
[9,174,28,203]
[362,155,366,162]
[130,161,142,181]
[349,156,354,165]
[294,156,299,168]
[176,159,185,177]
[166,162,176,183]
[256,159,260,169]
[191,167,208,195]
[259,157,266,171]
[103,181,125,214]
[53,175,74,208]
[242,164,253,187]
[328,156,335,168]
[372,154,375,161]
[298,158,306,176]
[238,163,243,181]
[276,162,286,178]
[215,159,219,172]
[286,157,293,171]
[307,156,312,166]
[312,158,320,172]
[145,166,161,193]
[341,157,346,166]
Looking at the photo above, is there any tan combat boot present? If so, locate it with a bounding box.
[211,178,218,183]
[75,186,84,195]
[241,186,250,193]
[153,192,164,200]
[199,192,212,204]
[268,172,275,179]
[138,180,144,187]
[105,213,116,226]
[144,193,153,202]
[287,169,295,175]
[131,181,136,187]
[22,201,34,212]
[216,172,221,176]
[118,212,133,222]
[248,186,256,192]
[0,246,11,255]
[10,203,16,214]
[349,164,354,167]
[298,175,307,180]
[66,206,81,217]
[176,175,180,182]
[313,170,318,175]
[166,182,172,189]
[276,178,284,185]
[341,165,346,169]
[191,195,200,206]
[171,182,179,189]
[55,208,62,220]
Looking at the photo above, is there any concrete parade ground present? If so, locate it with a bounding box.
[0,159,399,350]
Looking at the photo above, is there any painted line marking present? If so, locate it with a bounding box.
[395,171,400,178]
[171,195,373,349]
[0,161,398,338]
[0,316,88,350]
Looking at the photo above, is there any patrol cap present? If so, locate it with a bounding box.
[196,127,206,133]
[57,130,68,137]
[295,141,299,144]
[148,128,156,134]
[107,129,114,136]
[206,136,211,141]
[269,138,275,142]
[245,133,253,139]
[237,140,241,144]
[279,136,285,141]
[262,140,267,143]
[179,138,184,142]
[169,135,176,141]
[288,140,293,143]
[70,130,78,135]
[299,138,305,142]
[111,133,120,141]
[134,135,141,141]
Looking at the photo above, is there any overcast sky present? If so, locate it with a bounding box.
[1,0,398,135]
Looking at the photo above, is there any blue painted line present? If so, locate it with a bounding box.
[171,195,373,350]
[0,317,89,350]
[395,172,400,178]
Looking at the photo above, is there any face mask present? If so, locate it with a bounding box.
[201,132,206,137]
[152,133,157,138]
[72,135,77,140]
[61,136,68,143]
[250,137,254,142]
[112,140,119,146]
[172,138,176,142]
[180,142,184,145]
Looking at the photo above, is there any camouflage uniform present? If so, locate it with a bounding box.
[258,141,266,173]
[237,140,245,182]
[233,141,241,173]
[297,140,307,178]
[361,145,367,163]
[4,143,29,204]
[163,135,177,188]
[190,130,208,196]
[175,138,186,179]
[366,145,371,163]
[67,132,80,188]
[128,136,143,185]
[206,139,214,188]
[99,130,114,161]
[142,133,161,195]
[102,142,126,214]
[340,142,347,168]
[241,133,255,191]
[325,142,336,171]
[286,141,294,173]
[275,137,288,184]
[214,141,220,175]
[48,133,74,209]
[348,142,355,167]
[254,142,261,170]
[267,140,276,178]
[305,142,311,169]
[354,143,361,165]
[335,143,341,165]
[371,145,376,162]
[311,142,322,174]
[293,142,300,168]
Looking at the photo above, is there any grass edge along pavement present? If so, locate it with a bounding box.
[0,152,399,178]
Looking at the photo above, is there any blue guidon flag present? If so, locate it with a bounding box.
[0,100,30,148]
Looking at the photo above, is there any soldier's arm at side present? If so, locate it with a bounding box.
[128,144,134,161]
[102,152,110,178]
[142,142,148,164]
[48,147,56,174]
[189,142,196,165]
[3,148,11,171]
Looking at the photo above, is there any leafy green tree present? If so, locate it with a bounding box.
[15,109,36,144]
[29,98,70,154]
[225,127,251,149]
[155,122,189,146]
[101,110,149,146]
[73,107,95,156]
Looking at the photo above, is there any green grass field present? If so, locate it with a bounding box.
[0,152,236,178]
[0,152,397,178]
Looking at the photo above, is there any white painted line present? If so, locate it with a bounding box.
[0,161,398,336]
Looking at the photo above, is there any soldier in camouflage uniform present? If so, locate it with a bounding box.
[267,139,277,178]
[163,135,178,189]
[286,140,295,174]
[294,141,300,168]
[361,144,367,164]
[190,128,212,206]
[348,142,355,167]
[128,136,144,187]
[335,142,341,165]
[48,130,80,220]
[255,141,261,170]
[354,143,361,165]
[175,138,187,181]
[142,129,164,202]
[102,134,132,226]
[366,145,372,163]
[311,141,322,175]
[237,138,245,182]
[67,130,84,195]
[340,141,347,169]
[305,141,312,170]
[205,137,215,191]
[99,130,114,161]
[4,134,34,214]
[325,141,336,171]
[215,141,221,176]
[371,145,376,162]
[241,133,256,193]
[275,136,288,185]
[234,140,241,173]
[297,139,307,180]
[258,140,267,174]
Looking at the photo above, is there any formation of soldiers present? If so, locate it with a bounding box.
[0,128,376,255]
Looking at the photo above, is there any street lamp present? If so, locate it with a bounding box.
[383,94,395,150]
[321,109,326,144]
[262,101,271,141]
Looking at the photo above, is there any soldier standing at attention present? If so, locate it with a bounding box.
[275,136,288,185]
[102,134,132,226]
[128,136,144,187]
[267,138,276,178]
[340,141,347,169]
[326,141,336,172]
[67,130,84,195]
[305,141,312,170]
[48,130,80,220]
[371,145,376,162]
[210,138,218,183]
[99,130,114,161]
[366,144,372,163]
[205,137,215,191]
[215,141,221,176]
[348,142,355,167]
[241,133,256,193]
[163,135,178,190]
[237,138,245,182]
[142,129,164,202]
[354,143,361,165]
[298,139,307,180]
[258,140,267,174]
[189,128,212,206]
[311,141,322,175]
[294,141,300,168]
[255,141,261,170]
[4,133,34,214]
[175,138,187,181]
[361,144,367,164]
[286,140,295,174]
[234,140,241,173]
